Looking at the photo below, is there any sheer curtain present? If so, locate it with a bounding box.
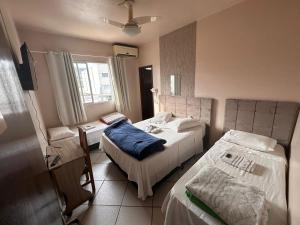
[46,51,87,126]
[108,56,130,113]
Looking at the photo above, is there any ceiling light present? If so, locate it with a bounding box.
[122,25,141,36]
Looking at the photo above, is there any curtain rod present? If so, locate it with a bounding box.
[30,50,110,59]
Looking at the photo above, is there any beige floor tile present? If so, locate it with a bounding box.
[105,163,128,181]
[82,181,104,205]
[152,208,165,225]
[122,182,153,206]
[116,206,152,225]
[153,181,175,207]
[80,205,120,225]
[70,204,90,222]
[94,181,127,205]
[92,163,110,180]
[83,180,103,193]
[93,152,111,164]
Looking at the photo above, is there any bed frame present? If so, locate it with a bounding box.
[158,95,213,149]
[223,99,299,149]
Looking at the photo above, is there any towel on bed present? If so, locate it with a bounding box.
[104,120,166,160]
[185,166,268,225]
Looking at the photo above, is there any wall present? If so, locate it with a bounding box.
[195,0,300,142]
[160,22,196,97]
[18,29,141,127]
[138,39,160,113]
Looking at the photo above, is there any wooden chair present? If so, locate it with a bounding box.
[78,127,96,196]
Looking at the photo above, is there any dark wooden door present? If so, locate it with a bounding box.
[139,66,154,120]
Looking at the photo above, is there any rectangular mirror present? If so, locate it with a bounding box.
[170,74,181,96]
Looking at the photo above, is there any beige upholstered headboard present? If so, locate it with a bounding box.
[158,95,213,149]
[224,99,299,147]
[288,113,300,225]
[158,95,213,126]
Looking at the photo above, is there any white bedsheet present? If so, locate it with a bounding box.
[162,139,287,225]
[100,118,205,200]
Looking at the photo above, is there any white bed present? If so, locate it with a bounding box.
[101,118,206,200]
[162,138,288,225]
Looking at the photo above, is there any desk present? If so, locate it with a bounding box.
[47,137,95,217]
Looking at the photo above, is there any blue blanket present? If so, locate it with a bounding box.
[104,120,166,160]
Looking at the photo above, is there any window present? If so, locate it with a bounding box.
[73,62,114,103]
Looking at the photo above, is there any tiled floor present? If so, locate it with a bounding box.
[75,149,202,225]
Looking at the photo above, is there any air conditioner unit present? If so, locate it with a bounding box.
[113,44,138,57]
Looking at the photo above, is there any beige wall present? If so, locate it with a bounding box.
[138,40,160,113]
[195,0,300,142]
[160,22,196,97]
[18,29,141,127]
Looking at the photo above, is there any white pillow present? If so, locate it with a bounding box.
[167,117,203,132]
[100,112,127,125]
[48,126,75,141]
[149,112,172,125]
[222,130,277,152]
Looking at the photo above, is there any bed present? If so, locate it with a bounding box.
[101,95,213,200]
[162,99,299,225]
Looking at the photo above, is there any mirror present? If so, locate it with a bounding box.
[170,74,181,96]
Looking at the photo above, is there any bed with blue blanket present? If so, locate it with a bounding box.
[100,117,206,200]
[104,120,166,160]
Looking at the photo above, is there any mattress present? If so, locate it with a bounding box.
[50,120,108,146]
[162,139,287,225]
[101,118,206,200]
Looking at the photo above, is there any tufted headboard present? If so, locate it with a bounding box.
[158,95,213,149]
[158,95,213,126]
[224,99,299,147]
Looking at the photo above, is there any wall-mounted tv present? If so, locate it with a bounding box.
[18,42,37,90]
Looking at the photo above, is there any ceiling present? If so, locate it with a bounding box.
[4,0,244,46]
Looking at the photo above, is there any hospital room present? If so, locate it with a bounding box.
[0,0,300,225]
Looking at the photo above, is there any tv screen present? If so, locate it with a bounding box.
[18,42,37,90]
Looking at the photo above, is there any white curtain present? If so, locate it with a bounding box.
[108,56,130,113]
[46,51,87,126]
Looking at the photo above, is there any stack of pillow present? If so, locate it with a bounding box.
[149,112,204,132]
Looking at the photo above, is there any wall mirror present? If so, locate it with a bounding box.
[170,74,181,96]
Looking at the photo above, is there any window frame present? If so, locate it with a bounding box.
[73,60,114,105]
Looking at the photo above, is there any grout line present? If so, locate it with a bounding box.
[114,181,129,225]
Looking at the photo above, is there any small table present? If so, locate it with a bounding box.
[47,129,95,219]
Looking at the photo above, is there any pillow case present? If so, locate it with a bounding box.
[167,117,203,132]
[100,112,127,125]
[48,126,75,141]
[149,112,172,125]
[222,130,277,152]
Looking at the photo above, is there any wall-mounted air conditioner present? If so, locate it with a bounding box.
[113,44,138,57]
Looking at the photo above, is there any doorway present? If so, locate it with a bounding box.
[139,65,154,120]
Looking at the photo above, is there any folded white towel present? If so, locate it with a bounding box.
[221,152,256,173]
[186,166,268,225]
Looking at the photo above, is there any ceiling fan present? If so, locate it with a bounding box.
[103,0,159,36]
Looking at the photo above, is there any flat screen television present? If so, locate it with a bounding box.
[18,42,37,90]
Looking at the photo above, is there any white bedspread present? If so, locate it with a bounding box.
[100,118,205,200]
[162,139,287,225]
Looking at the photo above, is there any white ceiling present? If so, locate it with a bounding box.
[4,0,244,46]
